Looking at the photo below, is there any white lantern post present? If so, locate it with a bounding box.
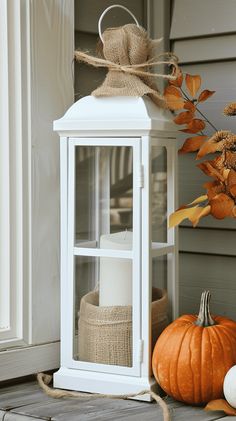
[53,95,178,399]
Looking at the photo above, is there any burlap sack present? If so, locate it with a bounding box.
[74,24,179,107]
[151,288,169,351]
[78,287,168,367]
[78,291,132,367]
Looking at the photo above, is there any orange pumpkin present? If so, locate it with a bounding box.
[152,291,236,405]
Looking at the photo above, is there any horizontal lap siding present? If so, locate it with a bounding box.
[180,253,236,319]
[170,0,236,39]
[170,0,236,317]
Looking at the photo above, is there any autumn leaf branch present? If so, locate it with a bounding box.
[165,70,236,227]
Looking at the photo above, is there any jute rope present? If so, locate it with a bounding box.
[74,50,179,81]
[37,373,170,421]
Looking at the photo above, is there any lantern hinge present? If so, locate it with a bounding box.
[139,165,144,188]
[139,340,144,362]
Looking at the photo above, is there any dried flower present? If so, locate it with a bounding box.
[197,131,236,159]
[207,130,232,143]
[223,102,236,116]
[225,150,236,170]
[224,135,236,149]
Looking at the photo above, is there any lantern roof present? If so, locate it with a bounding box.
[54,95,177,135]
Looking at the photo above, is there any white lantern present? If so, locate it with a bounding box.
[53,95,178,399]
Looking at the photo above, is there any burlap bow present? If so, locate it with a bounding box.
[74,23,179,108]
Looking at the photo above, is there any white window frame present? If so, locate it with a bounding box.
[0,0,28,349]
[0,0,74,380]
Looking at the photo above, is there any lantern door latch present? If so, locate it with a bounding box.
[138,165,144,188]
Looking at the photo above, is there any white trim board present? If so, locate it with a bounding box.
[0,342,59,382]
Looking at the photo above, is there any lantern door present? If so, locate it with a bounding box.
[64,137,142,377]
[140,136,178,378]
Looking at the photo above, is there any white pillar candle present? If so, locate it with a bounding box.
[99,231,132,307]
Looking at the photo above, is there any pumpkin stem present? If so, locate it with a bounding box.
[195,291,215,327]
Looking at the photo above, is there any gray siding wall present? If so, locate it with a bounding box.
[170,0,236,318]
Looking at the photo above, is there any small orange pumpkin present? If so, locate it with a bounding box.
[152,291,236,405]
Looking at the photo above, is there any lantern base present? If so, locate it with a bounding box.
[53,367,158,402]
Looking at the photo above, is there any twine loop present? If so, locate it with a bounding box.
[37,372,170,421]
[98,4,140,43]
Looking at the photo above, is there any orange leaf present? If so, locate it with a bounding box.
[197,131,233,159]
[177,195,208,210]
[169,206,200,228]
[204,181,224,200]
[205,399,236,416]
[228,169,236,187]
[169,70,183,88]
[210,193,234,219]
[180,119,206,134]
[190,205,211,227]
[230,185,236,197]
[179,136,208,154]
[164,85,185,110]
[198,89,215,103]
[198,162,225,181]
[227,170,236,197]
[197,139,222,159]
[169,194,210,227]
[188,119,205,131]
[169,201,210,228]
[180,128,200,134]
[174,111,194,125]
[211,155,225,170]
[203,181,216,189]
[184,101,196,113]
[187,195,208,206]
[185,74,201,97]
[232,206,236,217]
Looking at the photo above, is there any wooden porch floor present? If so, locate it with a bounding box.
[0,377,233,421]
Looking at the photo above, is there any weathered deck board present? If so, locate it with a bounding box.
[217,418,236,420]
[53,398,151,421]
[0,410,5,421]
[10,397,144,420]
[4,414,40,421]
[0,380,230,420]
[0,381,39,397]
[169,406,226,421]
[0,392,52,411]
[0,387,56,412]
[10,397,100,420]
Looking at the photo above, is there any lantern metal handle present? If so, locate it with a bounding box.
[98,4,140,44]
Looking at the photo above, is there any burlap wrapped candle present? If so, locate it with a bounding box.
[78,287,168,367]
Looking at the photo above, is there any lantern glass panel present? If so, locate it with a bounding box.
[151,145,167,243]
[152,255,167,291]
[73,255,133,367]
[75,146,133,248]
[151,255,168,351]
